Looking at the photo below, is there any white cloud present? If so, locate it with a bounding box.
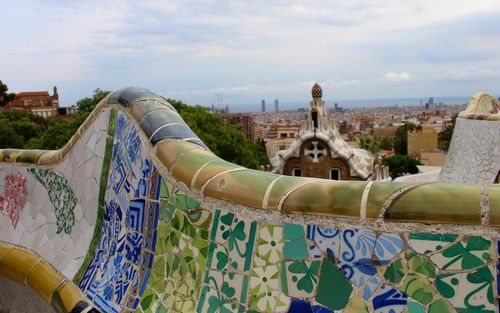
[384,72,413,81]
[2,0,500,105]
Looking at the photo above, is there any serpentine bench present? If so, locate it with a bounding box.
[0,87,499,313]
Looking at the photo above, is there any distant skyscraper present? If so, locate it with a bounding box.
[274,99,279,112]
[429,97,434,105]
[261,99,266,112]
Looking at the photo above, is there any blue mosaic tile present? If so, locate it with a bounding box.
[288,299,313,313]
[372,284,408,313]
[78,112,161,312]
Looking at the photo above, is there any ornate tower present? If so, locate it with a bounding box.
[310,83,327,128]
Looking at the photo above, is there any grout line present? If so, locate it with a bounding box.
[191,160,214,188]
[276,179,317,212]
[148,123,182,141]
[24,258,42,285]
[262,176,283,209]
[360,181,374,219]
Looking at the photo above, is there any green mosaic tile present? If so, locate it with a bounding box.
[408,232,458,255]
[430,236,491,270]
[176,193,200,211]
[254,224,284,267]
[247,290,290,313]
[159,199,176,222]
[400,273,436,305]
[283,239,308,260]
[207,242,230,271]
[436,265,495,312]
[196,285,243,313]
[383,258,406,284]
[228,217,258,272]
[406,251,436,278]
[186,208,212,229]
[428,299,452,313]
[315,259,353,310]
[407,301,425,313]
[140,288,158,311]
[171,210,198,238]
[250,264,281,294]
[283,223,305,240]
[210,210,234,243]
[281,260,321,298]
[204,269,250,305]
[343,295,369,313]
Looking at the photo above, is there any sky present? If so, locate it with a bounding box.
[1,0,500,110]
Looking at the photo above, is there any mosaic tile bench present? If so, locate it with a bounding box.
[0,87,499,313]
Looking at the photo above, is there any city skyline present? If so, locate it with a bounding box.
[1,1,500,108]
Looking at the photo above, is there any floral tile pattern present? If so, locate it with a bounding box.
[0,174,27,229]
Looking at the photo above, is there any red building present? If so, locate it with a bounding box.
[223,113,255,141]
[6,86,59,118]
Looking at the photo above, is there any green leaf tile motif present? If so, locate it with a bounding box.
[281,260,321,298]
[436,265,495,312]
[431,236,491,270]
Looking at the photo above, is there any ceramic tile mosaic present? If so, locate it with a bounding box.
[0,109,109,278]
[78,111,161,312]
[1,87,500,313]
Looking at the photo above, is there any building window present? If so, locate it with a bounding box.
[312,111,318,128]
[330,168,341,180]
[293,168,302,177]
[279,145,286,150]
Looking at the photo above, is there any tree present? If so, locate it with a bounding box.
[382,154,422,179]
[167,98,268,169]
[0,80,15,105]
[438,114,457,151]
[0,117,24,148]
[359,136,380,154]
[394,122,422,155]
[76,88,111,115]
[378,136,394,151]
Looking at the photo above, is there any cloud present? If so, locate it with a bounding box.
[431,68,500,82]
[384,72,413,81]
[2,0,500,105]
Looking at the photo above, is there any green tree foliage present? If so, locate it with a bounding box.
[167,98,268,169]
[378,137,394,151]
[438,114,457,151]
[0,89,268,169]
[0,116,24,148]
[394,122,422,155]
[76,88,111,115]
[359,136,380,154]
[382,154,422,179]
[0,80,16,105]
